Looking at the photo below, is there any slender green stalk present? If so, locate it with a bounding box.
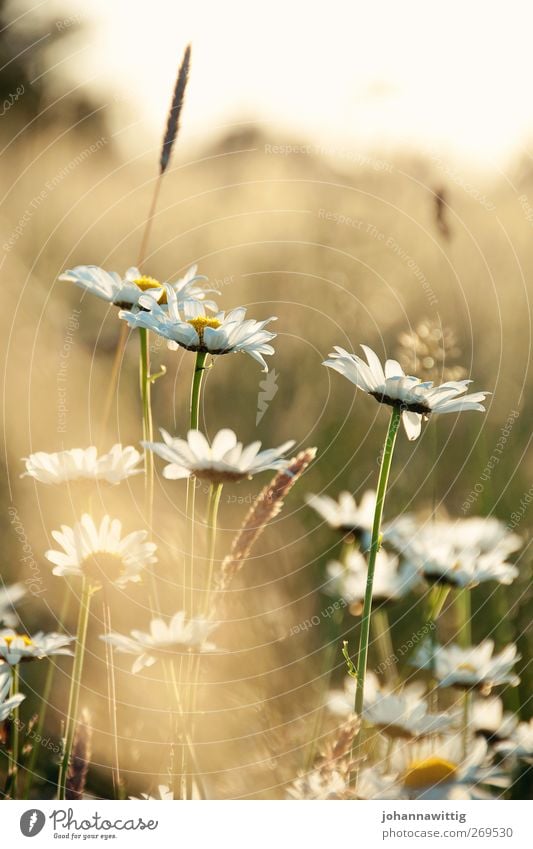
[204,482,223,616]
[103,601,123,799]
[190,351,208,431]
[57,580,94,800]
[428,583,451,623]
[425,584,450,711]
[456,587,471,647]
[372,608,399,686]
[23,589,71,798]
[354,406,401,720]
[5,666,21,798]
[456,587,472,756]
[164,660,207,800]
[139,327,154,525]
[187,351,208,616]
[181,351,209,798]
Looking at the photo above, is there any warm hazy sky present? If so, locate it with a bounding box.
[63,0,533,171]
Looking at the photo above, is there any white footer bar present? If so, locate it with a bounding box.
[2,800,529,849]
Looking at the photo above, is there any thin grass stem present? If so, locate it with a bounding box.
[354,407,401,719]
[5,665,21,798]
[23,588,71,798]
[57,579,93,801]
[352,407,401,779]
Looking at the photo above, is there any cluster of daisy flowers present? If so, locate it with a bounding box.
[3,248,527,805]
[300,484,526,799]
[0,258,306,801]
[287,340,528,803]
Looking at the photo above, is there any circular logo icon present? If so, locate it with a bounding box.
[20,810,46,837]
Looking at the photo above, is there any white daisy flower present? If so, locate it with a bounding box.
[496,720,533,762]
[323,344,488,440]
[0,665,12,700]
[403,541,518,589]
[0,583,26,627]
[412,640,520,694]
[443,517,522,559]
[60,264,218,311]
[326,549,420,609]
[306,490,375,538]
[0,690,25,722]
[327,673,424,717]
[129,784,174,800]
[471,696,518,744]
[389,734,506,799]
[144,428,295,484]
[45,514,157,588]
[364,690,456,739]
[22,444,143,486]
[101,611,218,673]
[0,629,73,667]
[385,517,521,589]
[119,286,276,371]
[286,768,348,799]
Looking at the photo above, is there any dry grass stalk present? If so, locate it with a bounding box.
[287,717,360,799]
[315,715,360,775]
[66,709,92,800]
[434,185,451,239]
[160,44,191,174]
[217,447,317,594]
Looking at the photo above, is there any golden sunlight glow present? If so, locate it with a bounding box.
[72,0,533,170]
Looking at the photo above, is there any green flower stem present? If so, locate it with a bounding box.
[5,665,21,798]
[57,579,94,801]
[354,406,401,720]
[425,584,450,712]
[140,327,162,614]
[139,328,154,524]
[456,587,472,647]
[165,660,207,800]
[103,601,123,799]
[372,608,399,686]
[186,351,208,616]
[190,352,208,432]
[23,589,71,799]
[204,482,223,617]
[184,481,223,799]
[181,352,209,799]
[456,587,472,756]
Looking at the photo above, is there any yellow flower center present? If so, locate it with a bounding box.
[187,316,221,343]
[3,634,33,648]
[403,756,458,789]
[133,275,166,304]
